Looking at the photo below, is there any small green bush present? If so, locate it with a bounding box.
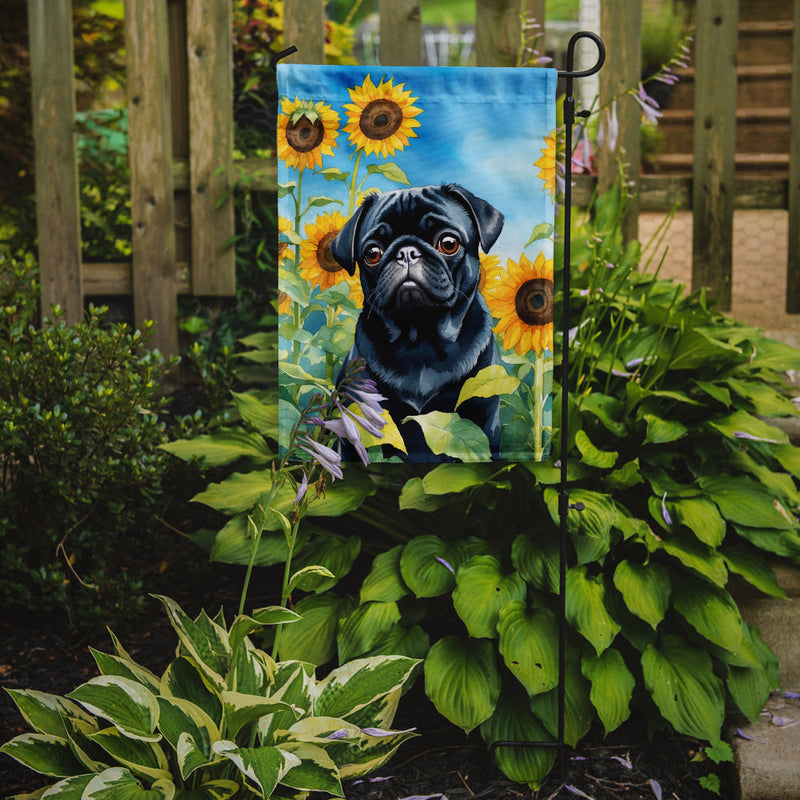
[0,253,174,623]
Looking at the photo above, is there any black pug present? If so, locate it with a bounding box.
[329,183,505,461]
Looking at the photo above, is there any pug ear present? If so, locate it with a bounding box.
[444,184,504,252]
[329,196,375,276]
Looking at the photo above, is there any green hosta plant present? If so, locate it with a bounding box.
[0,595,419,800]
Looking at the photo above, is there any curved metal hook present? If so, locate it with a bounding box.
[558,31,605,79]
[270,45,298,70]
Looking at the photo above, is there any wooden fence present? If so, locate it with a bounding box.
[27,0,800,355]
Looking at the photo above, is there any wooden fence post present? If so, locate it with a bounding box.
[379,0,422,66]
[787,0,800,313]
[598,0,641,244]
[284,0,325,63]
[126,0,179,355]
[187,0,235,295]
[28,0,83,324]
[475,0,543,67]
[692,0,738,311]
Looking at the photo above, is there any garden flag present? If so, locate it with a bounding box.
[277,64,557,463]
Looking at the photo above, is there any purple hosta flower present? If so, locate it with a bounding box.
[326,729,351,740]
[572,125,593,173]
[783,691,800,699]
[435,556,455,574]
[318,406,370,466]
[611,755,633,769]
[293,471,309,505]
[661,492,673,526]
[298,436,344,480]
[734,431,779,444]
[361,726,416,737]
[735,728,756,741]
[649,779,663,800]
[351,776,394,786]
[597,100,619,153]
[565,786,595,799]
[633,83,662,125]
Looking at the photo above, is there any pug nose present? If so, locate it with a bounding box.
[396,246,421,268]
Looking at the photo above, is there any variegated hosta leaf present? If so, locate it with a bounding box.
[88,727,171,782]
[565,566,621,655]
[480,681,555,790]
[258,662,315,745]
[452,556,526,639]
[156,696,219,777]
[581,648,635,735]
[90,648,161,694]
[275,741,344,796]
[160,657,222,728]
[312,656,420,721]
[0,732,85,777]
[212,741,300,798]
[39,773,94,798]
[334,726,418,781]
[66,676,160,742]
[154,596,231,690]
[424,636,501,734]
[4,689,93,737]
[176,732,216,782]
[228,610,298,658]
[612,560,671,629]
[230,641,275,696]
[81,767,175,799]
[220,691,299,740]
[496,601,559,697]
[61,716,106,773]
[642,634,725,741]
[171,779,239,799]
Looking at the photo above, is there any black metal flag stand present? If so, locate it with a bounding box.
[490,30,605,776]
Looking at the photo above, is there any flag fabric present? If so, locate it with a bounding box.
[277,64,557,463]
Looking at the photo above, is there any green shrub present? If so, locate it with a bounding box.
[1,595,419,798]
[0,253,175,623]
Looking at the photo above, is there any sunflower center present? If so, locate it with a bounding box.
[515,278,554,326]
[317,232,343,273]
[359,99,403,140]
[286,114,325,153]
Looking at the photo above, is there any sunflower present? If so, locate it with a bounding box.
[277,97,340,172]
[343,74,422,157]
[484,251,554,355]
[299,211,363,304]
[478,252,501,295]
[534,130,557,196]
[278,216,293,266]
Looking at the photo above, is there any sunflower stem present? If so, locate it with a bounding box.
[348,150,363,216]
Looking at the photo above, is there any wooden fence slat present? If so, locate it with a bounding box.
[125,0,179,355]
[28,0,83,324]
[787,0,800,312]
[475,0,541,67]
[598,0,641,244]
[284,0,325,63]
[379,0,422,66]
[187,0,235,295]
[691,0,739,311]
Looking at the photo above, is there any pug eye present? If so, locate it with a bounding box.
[436,234,461,256]
[362,244,383,267]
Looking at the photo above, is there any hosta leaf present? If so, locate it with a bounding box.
[156,697,219,773]
[497,601,559,696]
[277,592,351,665]
[221,692,297,740]
[212,741,299,797]
[581,649,635,734]
[208,517,292,567]
[721,543,786,599]
[231,391,279,437]
[38,774,94,798]
[566,567,621,655]
[575,429,618,468]
[424,636,501,733]
[291,535,361,592]
[727,663,773,724]
[672,575,743,653]
[314,656,420,721]
[708,409,788,445]
[4,690,93,737]
[643,414,687,444]
[228,609,299,657]
[641,634,725,741]
[159,428,272,467]
[452,556,526,638]
[699,475,797,529]
[89,650,161,694]
[455,365,520,409]
[362,623,430,660]
[667,328,742,370]
[337,601,402,662]
[408,410,492,462]
[479,681,555,789]
[650,529,728,586]
[528,650,593,747]
[160,658,222,727]
[192,470,274,515]
[612,560,670,629]
[667,496,726,547]
[88,727,170,782]
[511,534,559,593]
[399,536,468,597]
[0,733,85,777]
[360,545,409,603]
[606,458,644,491]
[172,780,239,800]
[398,477,452,512]
[421,463,496,495]
[580,392,627,436]
[724,377,799,417]
[67,677,160,742]
[82,767,174,799]
[275,741,343,796]
[733,524,800,558]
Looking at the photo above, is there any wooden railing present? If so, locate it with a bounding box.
[26,0,800,355]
